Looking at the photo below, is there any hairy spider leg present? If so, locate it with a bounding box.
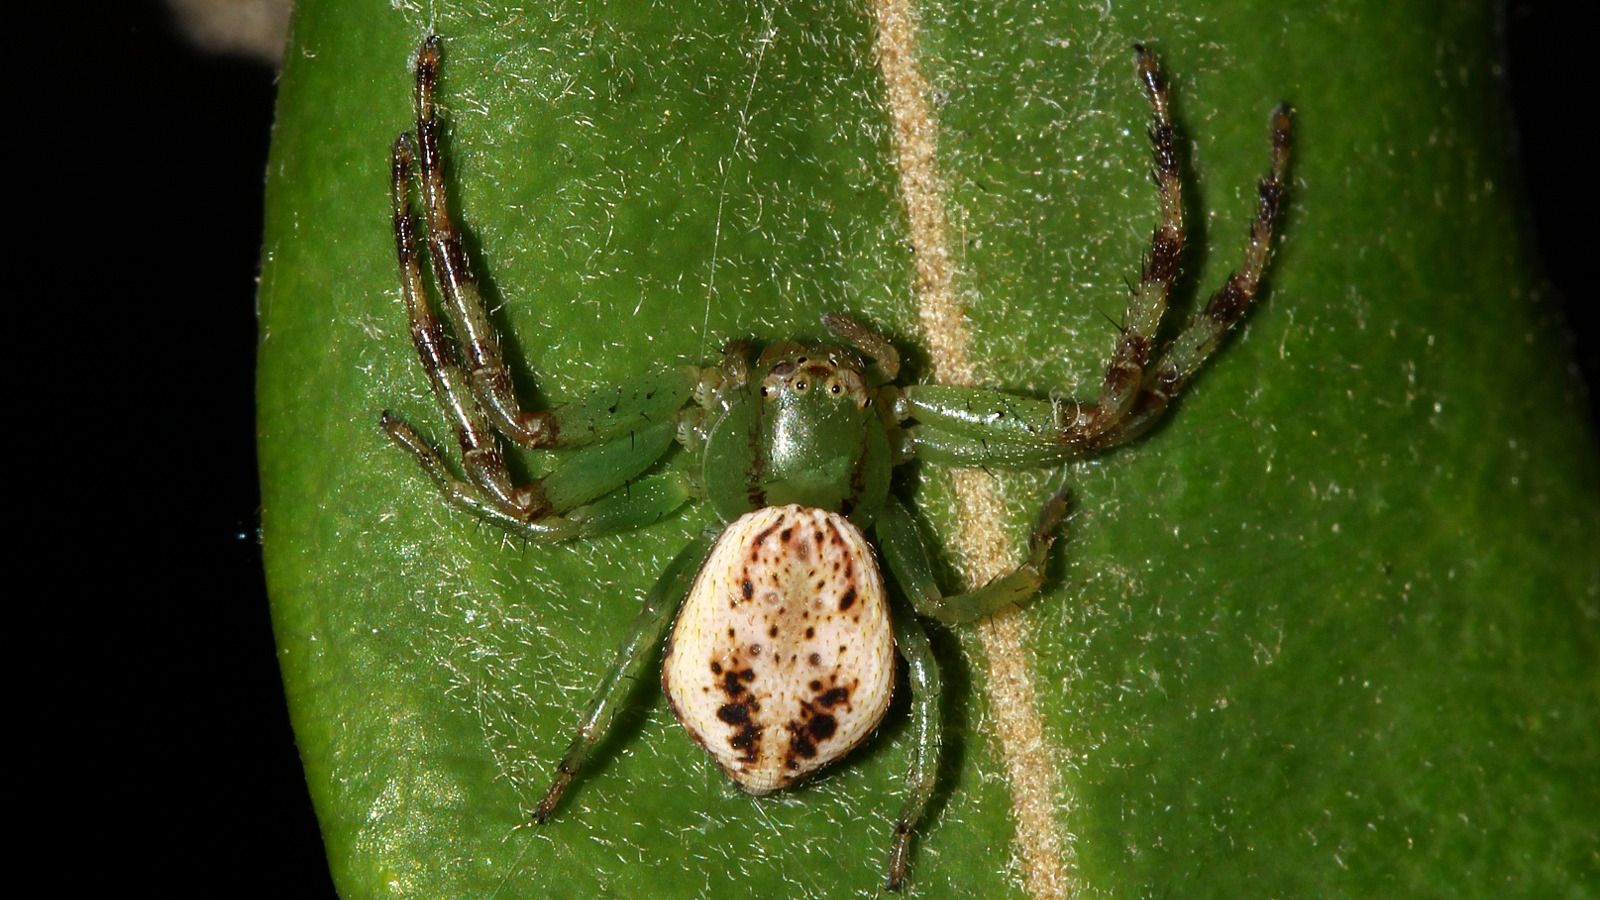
[871,487,1064,889]
[900,44,1183,456]
[1101,103,1294,449]
[1077,43,1185,437]
[883,596,941,892]
[411,37,701,453]
[382,413,691,542]
[411,35,560,448]
[388,131,516,507]
[876,490,1070,624]
[383,46,701,539]
[896,52,1293,467]
[534,532,714,822]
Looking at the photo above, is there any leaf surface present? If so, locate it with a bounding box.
[258,1,1600,895]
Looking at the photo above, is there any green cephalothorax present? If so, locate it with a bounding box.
[703,340,892,526]
[380,36,1292,893]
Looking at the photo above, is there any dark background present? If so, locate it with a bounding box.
[116,2,1589,894]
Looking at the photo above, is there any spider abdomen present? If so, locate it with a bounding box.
[663,505,894,794]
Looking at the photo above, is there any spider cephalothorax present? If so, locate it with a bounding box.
[702,335,895,525]
[380,35,1291,892]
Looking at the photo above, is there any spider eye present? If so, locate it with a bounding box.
[760,386,770,397]
[795,380,808,391]
[830,384,841,394]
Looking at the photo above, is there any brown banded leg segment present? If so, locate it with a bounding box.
[897,93,1292,467]
[387,64,695,537]
[1097,103,1294,450]
[391,131,523,508]
[393,131,635,528]
[409,41,702,454]
[384,37,706,540]
[382,413,692,542]
[411,35,559,449]
[901,46,1188,464]
[1061,44,1186,442]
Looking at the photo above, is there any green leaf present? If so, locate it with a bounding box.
[259,0,1599,896]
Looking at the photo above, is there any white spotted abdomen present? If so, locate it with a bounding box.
[662,505,895,794]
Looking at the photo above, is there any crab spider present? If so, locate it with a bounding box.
[380,35,1292,891]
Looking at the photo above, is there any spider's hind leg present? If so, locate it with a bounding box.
[532,532,714,822]
[872,486,1067,890]
[884,597,941,892]
[875,490,1069,624]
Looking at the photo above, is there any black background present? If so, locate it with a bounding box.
[111,2,1589,894]
[110,5,336,895]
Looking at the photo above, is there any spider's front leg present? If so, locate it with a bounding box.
[381,37,702,540]
[896,46,1293,468]
[1111,100,1293,449]
[408,35,582,450]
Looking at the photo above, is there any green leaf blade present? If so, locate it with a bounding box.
[260,1,1599,896]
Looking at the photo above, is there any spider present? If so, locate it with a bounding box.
[380,35,1291,892]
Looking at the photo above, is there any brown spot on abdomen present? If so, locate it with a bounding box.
[808,713,837,740]
[817,687,850,709]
